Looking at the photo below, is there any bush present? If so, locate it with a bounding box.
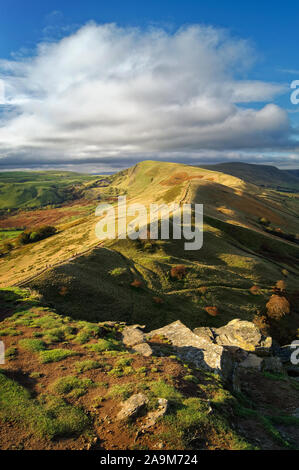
[18,226,57,245]
[130,279,143,288]
[250,285,260,295]
[266,295,290,320]
[275,280,286,293]
[170,265,187,280]
[204,306,220,317]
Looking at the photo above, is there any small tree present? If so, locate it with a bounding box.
[266,295,290,320]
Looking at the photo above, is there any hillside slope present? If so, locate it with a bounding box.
[0,161,297,339]
[201,162,299,192]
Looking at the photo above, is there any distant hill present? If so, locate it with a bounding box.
[0,171,100,210]
[201,162,299,191]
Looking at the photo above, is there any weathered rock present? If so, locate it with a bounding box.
[148,320,233,381]
[135,399,168,441]
[122,326,145,347]
[193,327,215,343]
[213,319,272,352]
[262,356,284,374]
[133,342,153,357]
[239,353,263,370]
[117,393,148,421]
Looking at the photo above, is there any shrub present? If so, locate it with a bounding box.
[130,279,143,288]
[250,285,260,295]
[170,265,187,280]
[183,375,200,384]
[199,286,207,295]
[266,295,290,320]
[275,280,286,293]
[253,314,270,335]
[204,306,220,317]
[109,267,127,277]
[18,226,57,245]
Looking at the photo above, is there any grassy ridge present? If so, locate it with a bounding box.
[0,171,99,210]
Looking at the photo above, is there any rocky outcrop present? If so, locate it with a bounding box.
[121,325,154,356]
[122,326,145,347]
[133,342,153,357]
[116,393,149,421]
[194,319,272,353]
[147,320,234,382]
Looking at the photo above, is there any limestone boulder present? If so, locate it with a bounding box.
[148,320,234,382]
[117,393,148,421]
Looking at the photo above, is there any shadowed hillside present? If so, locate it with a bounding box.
[201,162,299,192]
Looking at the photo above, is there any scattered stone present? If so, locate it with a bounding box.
[133,342,153,357]
[239,353,263,370]
[135,398,169,441]
[148,320,234,381]
[122,326,145,347]
[262,356,284,374]
[117,393,149,421]
[213,319,272,352]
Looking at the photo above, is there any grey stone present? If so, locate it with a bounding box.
[133,342,153,357]
[239,353,263,370]
[122,326,145,347]
[213,319,272,352]
[117,393,149,421]
[148,320,233,381]
[262,356,284,374]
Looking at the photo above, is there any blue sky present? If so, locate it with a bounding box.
[0,0,298,171]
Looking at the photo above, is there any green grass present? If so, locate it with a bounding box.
[19,338,46,352]
[0,370,90,439]
[39,349,79,363]
[74,359,100,373]
[51,375,95,396]
[5,347,18,360]
[85,338,122,353]
[0,327,21,337]
[0,171,97,210]
[106,383,134,400]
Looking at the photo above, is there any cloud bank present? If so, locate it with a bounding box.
[0,22,297,170]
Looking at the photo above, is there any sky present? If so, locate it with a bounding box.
[0,0,299,172]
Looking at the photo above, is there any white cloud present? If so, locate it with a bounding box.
[0,22,293,169]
